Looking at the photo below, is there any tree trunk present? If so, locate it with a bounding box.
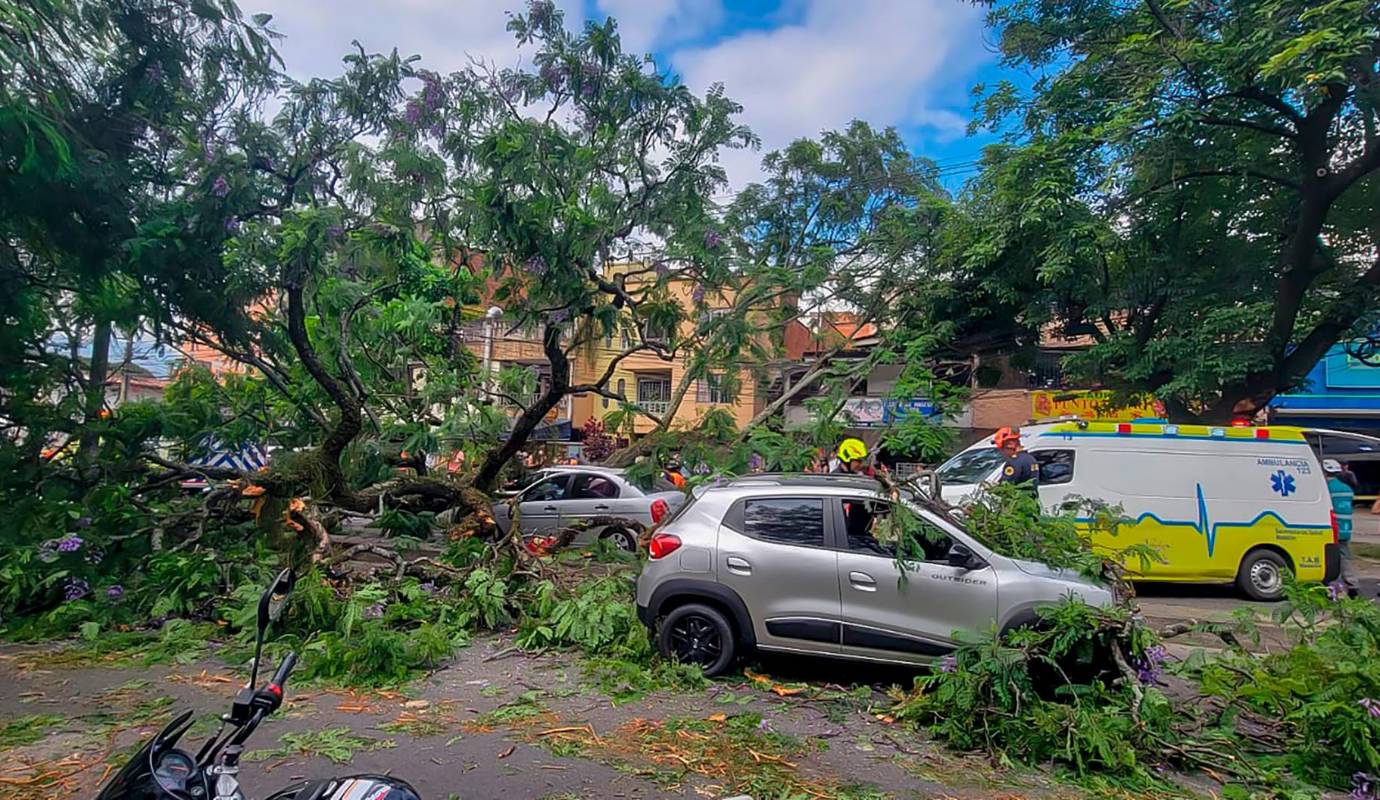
[76,319,112,466]
[285,283,362,499]
[733,344,861,442]
[474,324,570,492]
[473,388,565,491]
[655,362,699,432]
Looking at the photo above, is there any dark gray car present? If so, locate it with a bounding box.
[493,466,685,551]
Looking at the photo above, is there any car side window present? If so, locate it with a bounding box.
[522,476,569,502]
[741,498,825,547]
[1032,450,1075,485]
[840,498,952,563]
[571,474,620,500]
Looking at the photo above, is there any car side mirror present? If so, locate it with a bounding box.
[946,542,983,570]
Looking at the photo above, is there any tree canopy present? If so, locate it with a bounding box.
[914,0,1380,420]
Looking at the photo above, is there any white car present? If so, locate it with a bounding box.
[492,466,685,551]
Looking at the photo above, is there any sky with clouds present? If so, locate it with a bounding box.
[244,0,1012,189]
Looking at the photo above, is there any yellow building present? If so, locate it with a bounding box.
[467,263,767,446]
[570,273,763,436]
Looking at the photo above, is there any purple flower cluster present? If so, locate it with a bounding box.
[525,255,548,276]
[420,72,445,112]
[225,215,241,233]
[1361,698,1380,719]
[404,100,424,127]
[1134,644,1167,685]
[691,284,706,304]
[64,578,91,602]
[653,261,670,277]
[528,0,556,28]
[1355,772,1379,800]
[540,62,566,92]
[703,230,722,249]
[84,544,105,565]
[363,603,386,620]
[106,585,125,600]
[1329,581,1346,601]
[419,581,437,594]
[579,62,600,98]
[549,308,569,325]
[211,175,230,198]
[938,654,958,674]
[57,535,84,553]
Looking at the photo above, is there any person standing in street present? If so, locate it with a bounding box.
[994,427,1039,490]
[663,454,687,489]
[1324,458,1359,597]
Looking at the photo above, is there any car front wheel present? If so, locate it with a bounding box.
[658,603,735,676]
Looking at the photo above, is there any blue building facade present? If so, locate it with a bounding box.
[1272,345,1380,431]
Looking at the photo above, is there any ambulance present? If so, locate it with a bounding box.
[935,420,1342,600]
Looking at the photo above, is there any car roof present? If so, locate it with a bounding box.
[540,465,626,475]
[715,472,883,492]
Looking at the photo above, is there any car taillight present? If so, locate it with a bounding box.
[1331,510,1340,544]
[648,532,681,559]
[650,498,669,525]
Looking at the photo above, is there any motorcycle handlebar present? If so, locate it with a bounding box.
[270,651,297,690]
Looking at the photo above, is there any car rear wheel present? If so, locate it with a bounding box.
[1236,549,1289,601]
[658,603,735,676]
[602,526,637,553]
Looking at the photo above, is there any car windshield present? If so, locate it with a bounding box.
[936,447,1004,485]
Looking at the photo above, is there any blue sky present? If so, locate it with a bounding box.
[247,0,1019,191]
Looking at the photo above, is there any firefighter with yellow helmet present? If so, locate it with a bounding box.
[833,438,876,476]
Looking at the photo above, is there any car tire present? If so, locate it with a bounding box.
[1236,549,1289,601]
[602,526,637,553]
[658,603,736,676]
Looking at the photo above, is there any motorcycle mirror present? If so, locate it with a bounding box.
[250,569,293,690]
[257,568,295,634]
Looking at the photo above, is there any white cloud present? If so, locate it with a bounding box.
[592,0,723,55]
[244,0,582,79]
[669,0,989,187]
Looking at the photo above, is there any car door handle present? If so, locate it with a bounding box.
[593,504,610,512]
[848,571,877,591]
[542,505,558,512]
[726,556,752,575]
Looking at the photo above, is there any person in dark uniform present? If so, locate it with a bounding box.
[994,427,1039,489]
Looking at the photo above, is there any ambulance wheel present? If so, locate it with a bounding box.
[1236,549,1289,601]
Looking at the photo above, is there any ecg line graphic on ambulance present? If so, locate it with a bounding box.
[1082,483,1325,558]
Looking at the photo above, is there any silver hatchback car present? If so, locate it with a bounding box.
[493,466,685,551]
[635,474,1112,675]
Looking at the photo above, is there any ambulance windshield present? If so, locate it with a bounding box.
[936,447,1005,485]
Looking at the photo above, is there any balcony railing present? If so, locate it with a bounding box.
[636,400,671,416]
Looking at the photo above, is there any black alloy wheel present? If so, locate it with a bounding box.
[658,603,736,676]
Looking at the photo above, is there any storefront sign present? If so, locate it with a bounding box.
[841,397,943,427]
[1030,390,1164,422]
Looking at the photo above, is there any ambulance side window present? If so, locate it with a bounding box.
[1033,450,1075,485]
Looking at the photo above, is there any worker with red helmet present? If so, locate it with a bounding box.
[994,427,1039,488]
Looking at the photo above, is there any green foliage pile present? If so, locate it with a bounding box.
[892,600,1174,785]
[891,489,1380,797]
[1194,584,1380,791]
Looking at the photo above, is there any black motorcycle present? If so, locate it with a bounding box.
[96,569,421,800]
